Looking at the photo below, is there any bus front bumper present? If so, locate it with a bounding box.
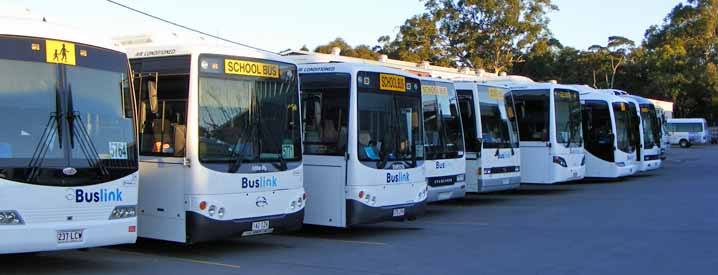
[0,219,137,254]
[477,176,521,193]
[639,159,662,172]
[346,200,426,226]
[427,182,466,202]
[185,209,304,243]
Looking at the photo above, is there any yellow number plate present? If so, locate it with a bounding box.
[224,59,279,78]
[488,88,504,100]
[422,85,448,96]
[380,74,406,92]
[45,40,76,65]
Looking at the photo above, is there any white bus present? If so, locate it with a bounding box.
[420,77,466,202]
[296,62,427,227]
[623,95,662,171]
[576,86,638,178]
[509,83,585,184]
[123,41,305,243]
[1,19,139,253]
[667,118,710,147]
[455,82,521,192]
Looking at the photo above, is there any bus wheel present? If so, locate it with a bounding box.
[679,139,690,148]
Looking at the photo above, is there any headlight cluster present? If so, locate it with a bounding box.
[456,174,466,182]
[291,193,307,210]
[0,210,23,225]
[109,206,137,220]
[553,156,568,167]
[417,186,428,200]
[358,191,377,205]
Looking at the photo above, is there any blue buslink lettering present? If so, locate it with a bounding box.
[75,188,123,203]
[387,172,410,183]
[242,176,278,189]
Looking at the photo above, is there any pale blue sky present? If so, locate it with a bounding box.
[3,0,680,52]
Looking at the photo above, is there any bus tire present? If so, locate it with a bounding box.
[679,139,690,148]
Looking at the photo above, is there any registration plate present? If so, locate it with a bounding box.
[57,230,83,244]
[393,208,405,217]
[242,220,273,236]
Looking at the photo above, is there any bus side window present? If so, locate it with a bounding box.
[137,74,189,157]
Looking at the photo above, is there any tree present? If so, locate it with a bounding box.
[377,14,452,66]
[313,37,380,60]
[421,0,558,73]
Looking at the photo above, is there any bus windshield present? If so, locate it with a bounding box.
[421,80,464,160]
[197,55,301,171]
[612,102,636,154]
[357,72,424,167]
[478,86,519,149]
[0,35,137,186]
[554,89,583,147]
[640,104,660,148]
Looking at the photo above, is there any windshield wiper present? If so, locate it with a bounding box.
[26,112,61,182]
[27,86,64,182]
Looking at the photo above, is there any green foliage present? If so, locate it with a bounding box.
[313,37,380,60]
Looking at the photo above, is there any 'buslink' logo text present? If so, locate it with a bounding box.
[66,188,124,203]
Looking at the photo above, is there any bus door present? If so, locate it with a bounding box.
[300,73,350,226]
[131,57,190,241]
[512,90,550,183]
[457,89,481,192]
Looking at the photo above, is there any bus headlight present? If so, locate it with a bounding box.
[218,207,225,219]
[553,156,568,167]
[109,206,137,220]
[456,174,466,182]
[208,205,216,217]
[0,210,24,225]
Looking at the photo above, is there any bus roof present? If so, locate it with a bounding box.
[571,85,630,103]
[295,62,421,79]
[1,17,125,53]
[114,33,294,64]
[508,82,580,93]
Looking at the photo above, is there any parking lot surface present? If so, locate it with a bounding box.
[3,146,717,275]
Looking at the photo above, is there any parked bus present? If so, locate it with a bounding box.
[509,83,585,184]
[622,95,662,171]
[121,38,305,243]
[420,77,466,201]
[295,62,427,227]
[455,81,521,192]
[667,118,710,148]
[575,86,638,178]
[1,18,139,253]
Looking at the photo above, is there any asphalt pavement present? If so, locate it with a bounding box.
[3,146,717,275]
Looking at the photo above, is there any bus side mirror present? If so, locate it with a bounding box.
[148,80,159,114]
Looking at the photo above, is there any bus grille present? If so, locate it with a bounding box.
[19,207,114,224]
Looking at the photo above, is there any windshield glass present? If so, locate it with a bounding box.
[197,55,301,170]
[0,35,137,186]
[421,80,464,160]
[357,71,424,166]
[478,86,519,148]
[554,89,582,147]
[640,104,660,148]
[612,102,636,153]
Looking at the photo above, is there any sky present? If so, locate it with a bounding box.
[2,0,681,53]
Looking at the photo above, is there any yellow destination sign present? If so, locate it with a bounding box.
[224,59,279,78]
[45,40,76,65]
[379,74,406,92]
[488,88,504,100]
[641,107,650,113]
[557,91,573,98]
[422,85,449,96]
[620,103,626,111]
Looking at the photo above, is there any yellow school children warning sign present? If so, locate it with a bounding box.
[379,74,406,92]
[224,59,279,78]
[45,40,76,65]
